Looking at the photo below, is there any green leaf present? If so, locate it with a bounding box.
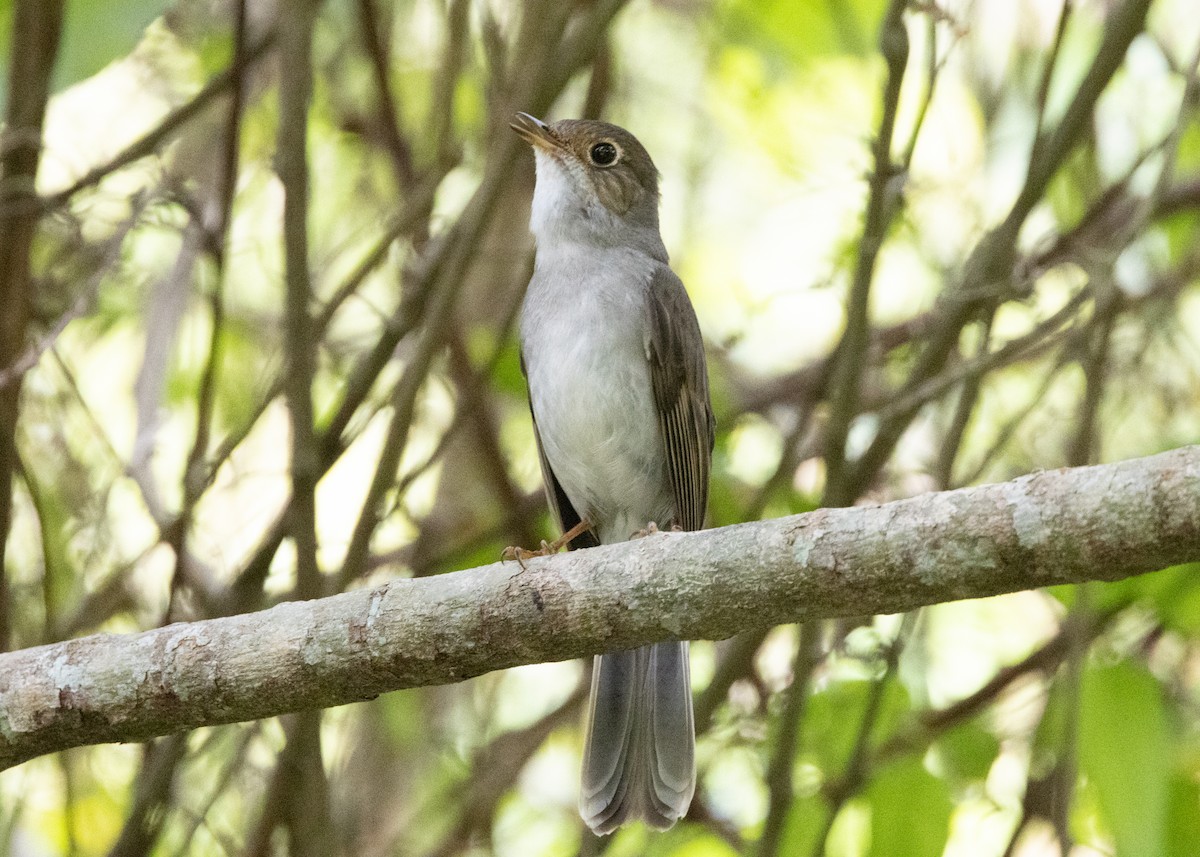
[16,466,76,632]
[865,759,953,857]
[1079,662,1171,857]
[58,0,171,89]
[1149,563,1200,636]
[805,680,911,774]
[717,0,888,69]
[1166,774,1200,857]
[935,723,1000,782]
[778,793,827,856]
[1045,148,1094,230]
[380,688,429,748]
[1031,672,1070,772]
[663,831,742,857]
[0,0,172,115]
[489,337,528,398]
[1177,113,1200,172]
[1049,564,1200,624]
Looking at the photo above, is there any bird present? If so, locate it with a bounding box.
[509,112,714,834]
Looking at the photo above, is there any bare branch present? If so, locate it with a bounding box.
[0,0,65,653]
[356,0,417,190]
[278,0,322,598]
[822,0,908,505]
[2,446,1199,769]
[757,624,821,857]
[24,32,276,218]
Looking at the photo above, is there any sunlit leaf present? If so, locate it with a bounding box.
[779,792,827,856]
[1150,563,1200,636]
[0,0,172,115]
[491,338,528,398]
[19,468,75,626]
[865,759,953,857]
[805,680,911,774]
[716,0,888,69]
[1079,662,1171,857]
[662,831,742,857]
[934,722,1000,782]
[1166,773,1200,857]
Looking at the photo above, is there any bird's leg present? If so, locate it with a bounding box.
[502,518,593,568]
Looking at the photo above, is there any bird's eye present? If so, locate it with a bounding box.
[589,142,619,167]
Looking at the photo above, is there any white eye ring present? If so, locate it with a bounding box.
[588,141,620,167]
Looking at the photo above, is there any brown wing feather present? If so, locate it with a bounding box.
[644,268,714,532]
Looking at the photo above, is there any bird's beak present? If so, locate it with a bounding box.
[510,112,558,152]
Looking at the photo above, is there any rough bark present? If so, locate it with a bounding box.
[2,445,1199,770]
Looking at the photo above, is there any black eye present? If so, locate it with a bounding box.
[589,142,618,167]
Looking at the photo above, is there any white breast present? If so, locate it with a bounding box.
[520,244,675,545]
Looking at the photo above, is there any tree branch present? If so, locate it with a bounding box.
[277,0,322,598]
[822,0,908,505]
[2,446,1200,769]
[0,0,65,652]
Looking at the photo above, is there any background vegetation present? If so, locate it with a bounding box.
[1,0,1200,855]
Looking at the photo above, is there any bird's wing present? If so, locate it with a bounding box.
[522,350,599,551]
[644,267,715,532]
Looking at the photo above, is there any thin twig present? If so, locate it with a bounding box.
[29,33,276,217]
[809,614,918,857]
[822,0,909,506]
[757,625,822,857]
[848,0,1154,497]
[277,0,322,599]
[167,0,251,621]
[356,0,417,190]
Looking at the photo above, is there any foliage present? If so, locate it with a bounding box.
[1,0,1200,855]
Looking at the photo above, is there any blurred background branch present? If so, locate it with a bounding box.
[1,0,1200,854]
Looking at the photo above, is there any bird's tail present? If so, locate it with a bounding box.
[579,641,695,834]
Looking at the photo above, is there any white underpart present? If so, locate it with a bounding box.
[529,149,589,238]
[521,151,674,544]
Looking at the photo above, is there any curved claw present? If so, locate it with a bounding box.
[501,540,555,570]
[501,519,595,569]
[502,545,534,569]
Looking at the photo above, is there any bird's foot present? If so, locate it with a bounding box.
[502,518,593,569]
[501,540,555,569]
[630,521,684,540]
[630,521,661,539]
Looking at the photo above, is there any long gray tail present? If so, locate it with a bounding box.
[579,641,695,834]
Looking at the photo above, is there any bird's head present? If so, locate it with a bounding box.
[511,113,664,256]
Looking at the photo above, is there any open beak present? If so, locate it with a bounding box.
[510,112,557,151]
